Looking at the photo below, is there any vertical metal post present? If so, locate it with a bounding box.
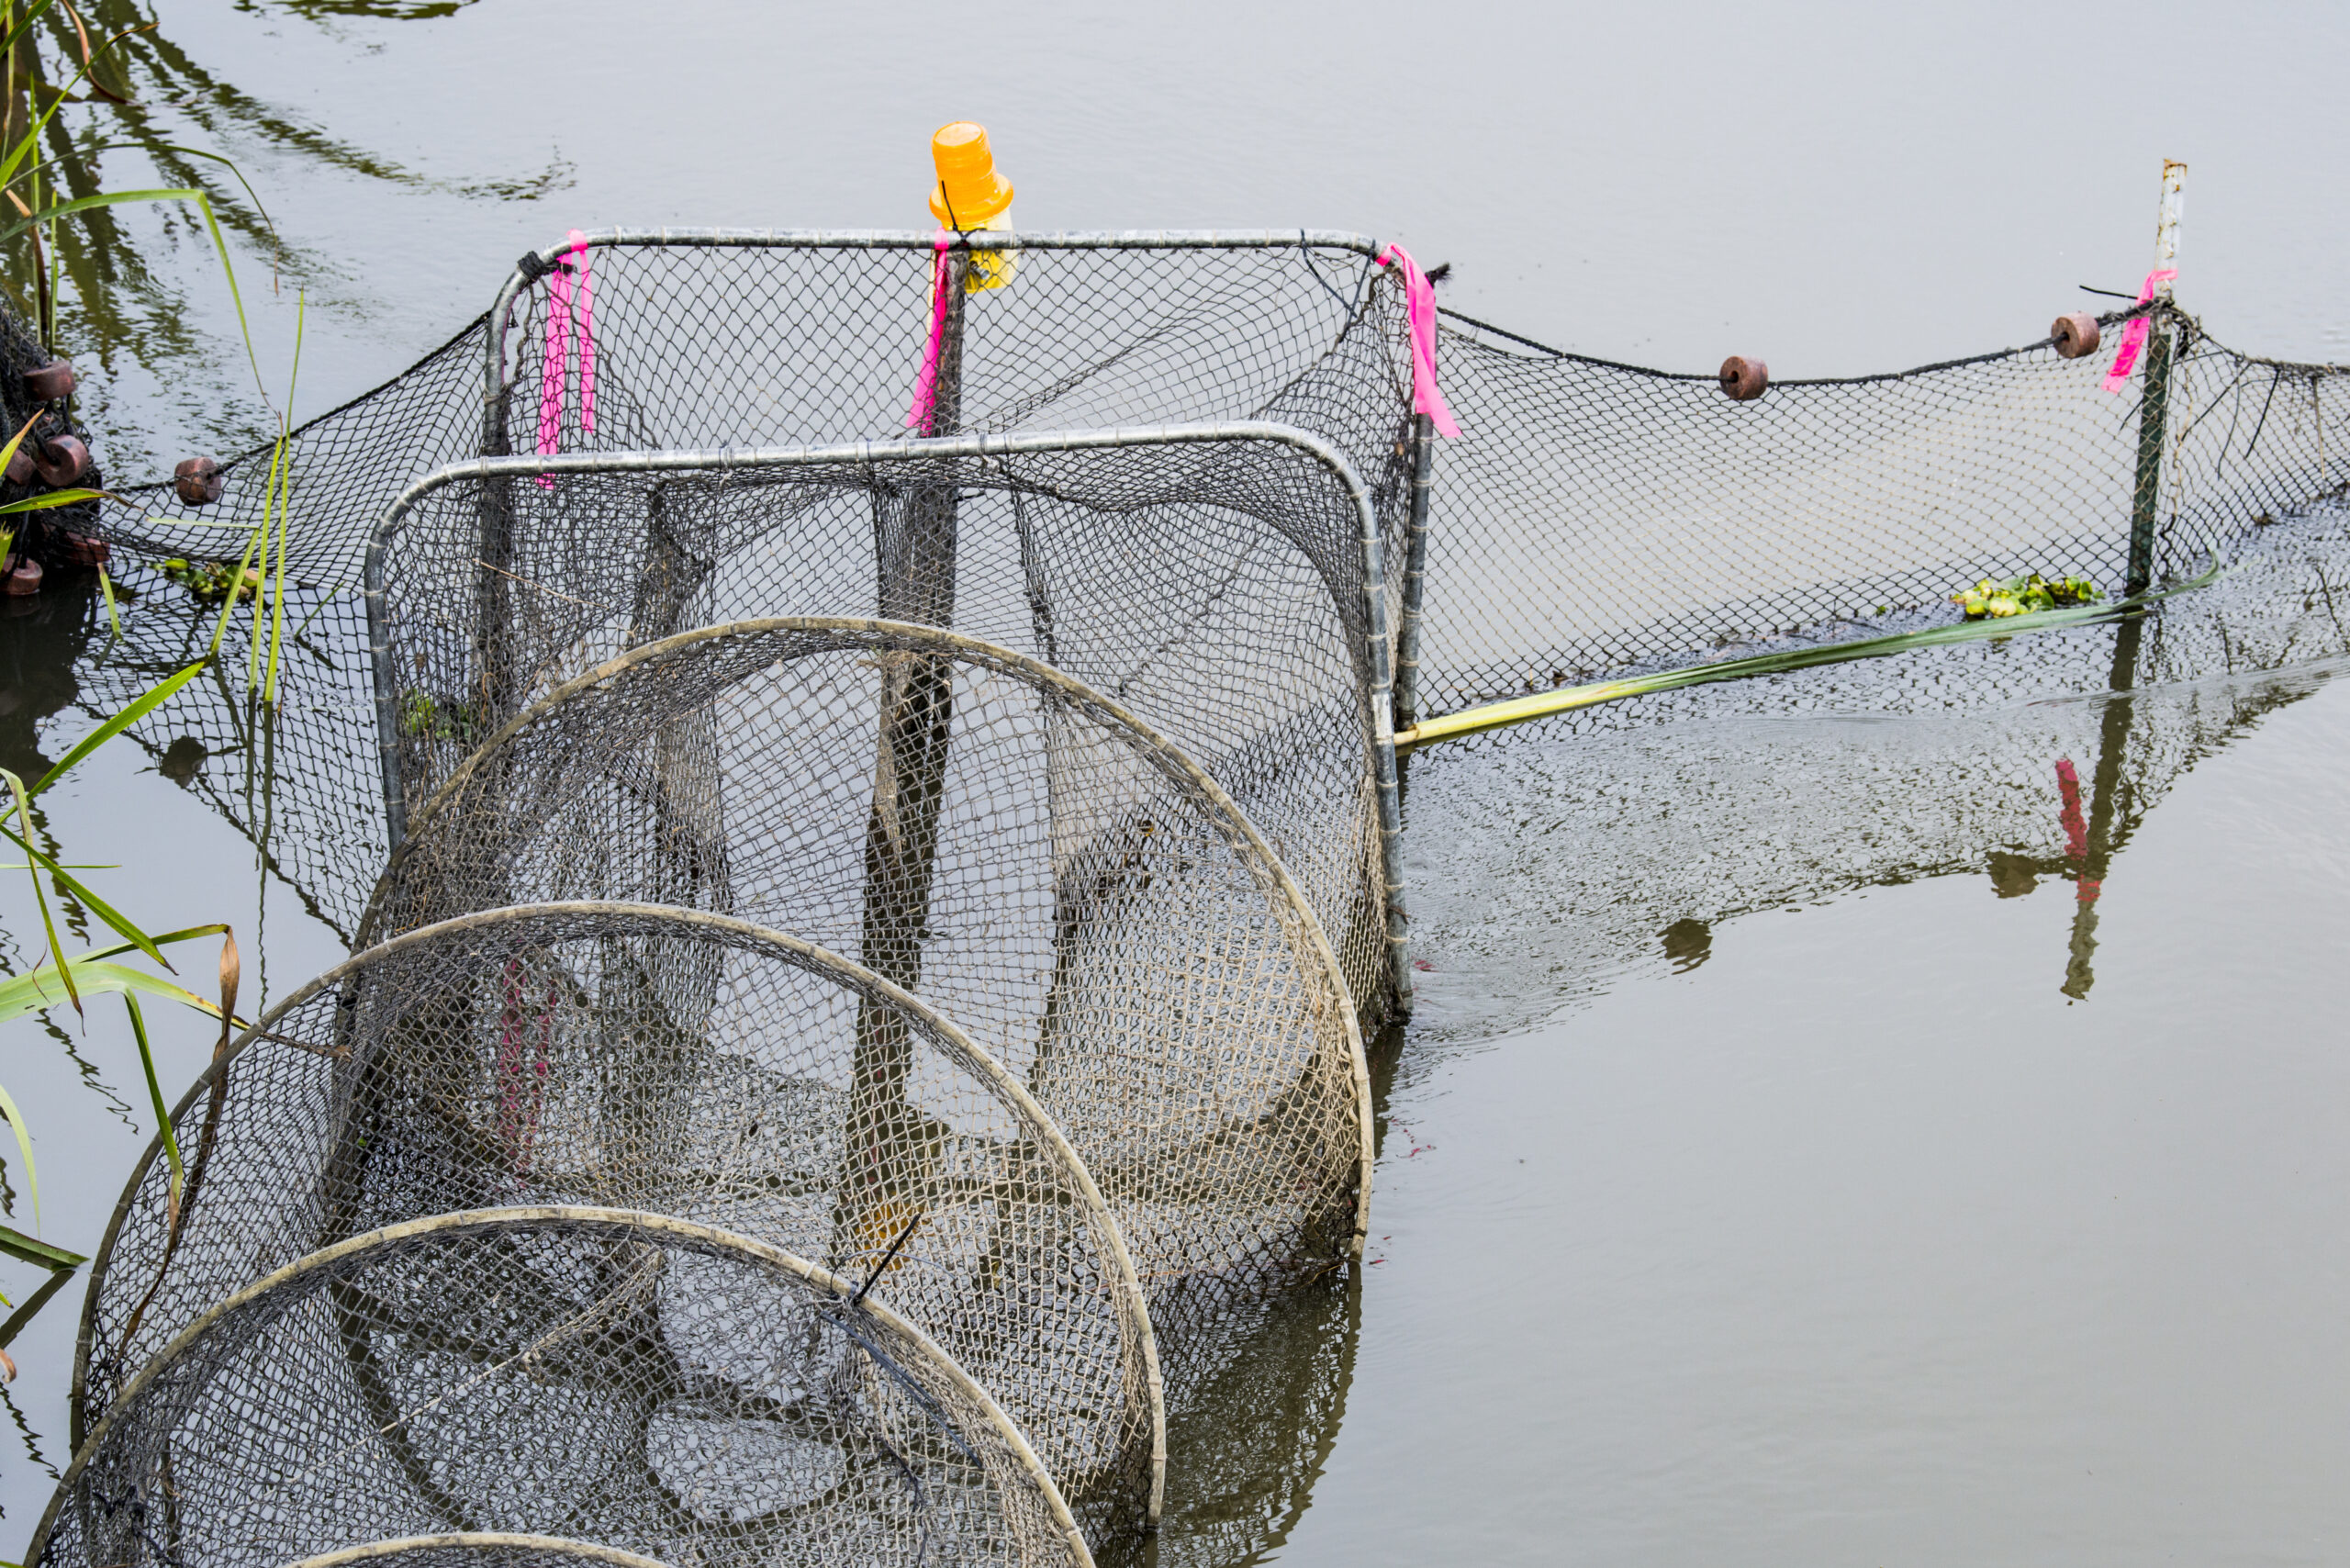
[2125,160,2187,597]
[1392,413,1436,728]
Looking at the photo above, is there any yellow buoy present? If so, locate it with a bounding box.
[928,121,1017,290]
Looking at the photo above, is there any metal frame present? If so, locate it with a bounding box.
[39,1206,1099,1568]
[362,424,1413,1008]
[290,1536,676,1568]
[372,639,1380,1271]
[482,229,1390,458]
[71,901,1178,1518]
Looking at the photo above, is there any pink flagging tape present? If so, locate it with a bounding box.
[906,233,954,431]
[1376,243,1462,439]
[534,231,596,487]
[2102,268,2178,395]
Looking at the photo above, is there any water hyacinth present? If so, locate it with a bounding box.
[1953,573,2101,620]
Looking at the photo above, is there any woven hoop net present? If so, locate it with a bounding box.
[37,1208,1093,1568]
[288,1536,676,1568]
[72,902,1162,1533]
[364,619,1374,1300]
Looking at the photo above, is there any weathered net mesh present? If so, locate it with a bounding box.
[36,1208,1093,1568]
[286,1532,676,1568]
[363,620,1373,1295]
[362,439,1404,1022]
[31,228,2350,1567]
[71,902,1161,1533]
[1410,304,2348,715]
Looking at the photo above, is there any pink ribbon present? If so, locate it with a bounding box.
[534,230,597,486]
[905,233,954,431]
[2100,268,2177,394]
[1375,243,1461,439]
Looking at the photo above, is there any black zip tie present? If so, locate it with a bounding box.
[850,1211,923,1306]
[2077,283,2138,300]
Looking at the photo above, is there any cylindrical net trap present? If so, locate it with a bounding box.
[365,436,1410,1022]
[73,903,1162,1533]
[362,619,1375,1316]
[36,1208,1093,1568]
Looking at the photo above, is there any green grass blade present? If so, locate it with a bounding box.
[121,994,185,1209]
[95,561,123,655]
[0,0,65,69]
[0,1224,82,1272]
[204,522,267,660]
[0,927,230,1025]
[1399,561,2226,751]
[0,1082,41,1230]
[2,768,76,1015]
[0,487,112,515]
[264,292,305,703]
[29,657,208,797]
[0,1262,78,1350]
[0,815,169,969]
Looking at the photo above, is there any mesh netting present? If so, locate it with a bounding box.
[361,620,1373,1291]
[28,227,2350,1568]
[1411,303,2349,713]
[71,902,1161,1533]
[37,1208,1093,1568]
[361,439,1405,1021]
[287,1533,675,1568]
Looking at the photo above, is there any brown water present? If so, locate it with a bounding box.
[5,2,2349,1561]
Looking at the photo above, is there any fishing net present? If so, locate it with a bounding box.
[361,437,1405,1021]
[36,1208,1092,1568]
[71,902,1160,1533]
[286,1533,675,1568]
[361,619,1373,1294]
[26,226,2350,1568]
[53,234,2347,946]
[1409,303,2349,717]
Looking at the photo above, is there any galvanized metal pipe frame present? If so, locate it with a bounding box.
[482,228,1388,424]
[363,422,1415,1010]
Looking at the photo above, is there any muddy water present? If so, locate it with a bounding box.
[5,1,2350,1561]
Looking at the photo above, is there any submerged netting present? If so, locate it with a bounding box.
[38,1209,1093,1568]
[34,227,2350,1567]
[72,902,1161,1533]
[364,621,1373,1286]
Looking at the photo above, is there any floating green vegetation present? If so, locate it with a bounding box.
[158,555,269,604]
[1953,573,2101,620]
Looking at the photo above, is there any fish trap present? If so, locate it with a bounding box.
[73,902,1162,1533]
[363,619,1374,1294]
[38,1208,1094,1568]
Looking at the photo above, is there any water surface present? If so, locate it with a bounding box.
[4,3,2348,1562]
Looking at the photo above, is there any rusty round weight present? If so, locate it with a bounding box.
[30,433,87,487]
[21,359,74,401]
[174,454,226,506]
[4,554,42,597]
[4,444,32,487]
[1718,354,1769,401]
[2052,311,2102,360]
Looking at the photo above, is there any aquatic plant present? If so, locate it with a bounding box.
[1952,573,2102,621]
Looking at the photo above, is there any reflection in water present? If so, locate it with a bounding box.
[4,1,565,463]
[0,572,94,780]
[1404,500,2350,1042]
